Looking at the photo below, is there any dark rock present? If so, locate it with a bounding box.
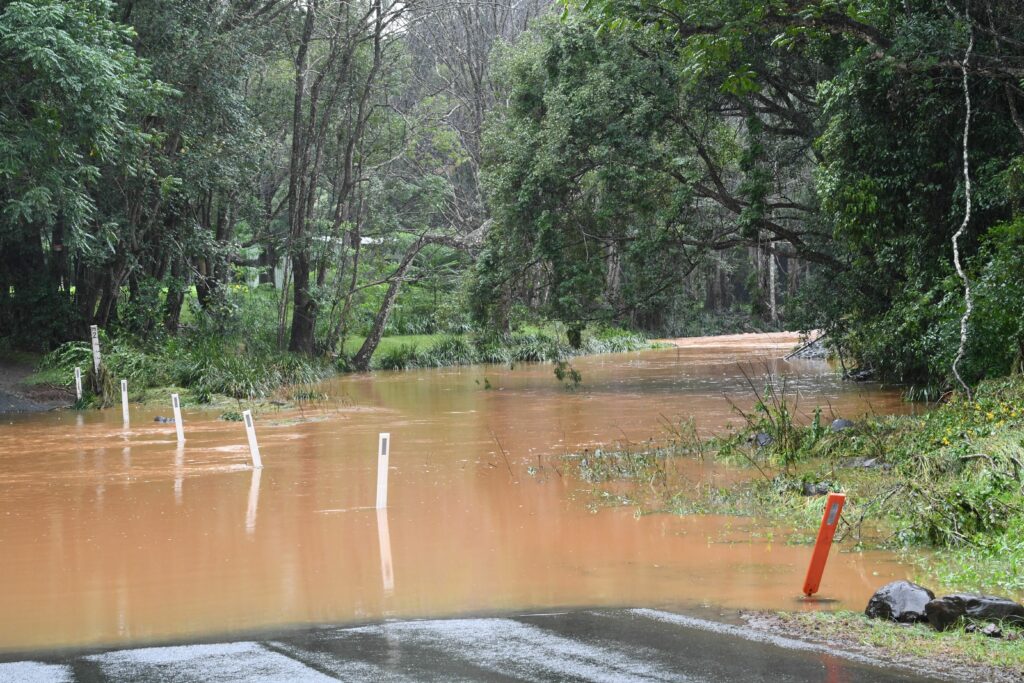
[965,623,978,633]
[926,594,1024,632]
[844,368,875,382]
[801,481,831,496]
[981,623,1003,638]
[865,581,935,623]
[830,418,855,432]
[749,432,773,448]
[153,416,175,424]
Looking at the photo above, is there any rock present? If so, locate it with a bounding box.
[926,594,1024,632]
[830,418,855,432]
[153,416,175,424]
[801,481,831,496]
[844,368,875,382]
[981,623,1003,638]
[750,432,773,448]
[865,581,935,623]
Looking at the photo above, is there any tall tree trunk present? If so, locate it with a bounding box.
[286,1,318,354]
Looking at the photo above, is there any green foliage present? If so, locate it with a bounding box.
[369,327,647,371]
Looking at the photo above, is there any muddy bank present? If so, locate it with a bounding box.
[0,359,73,413]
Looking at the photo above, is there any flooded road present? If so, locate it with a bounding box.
[0,337,917,653]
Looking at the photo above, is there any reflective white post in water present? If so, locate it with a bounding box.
[242,410,263,469]
[376,432,390,510]
[246,466,262,535]
[174,444,184,505]
[171,393,185,444]
[120,379,129,425]
[90,325,101,373]
[376,508,395,594]
[74,367,82,401]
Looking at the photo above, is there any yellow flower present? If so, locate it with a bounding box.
[942,437,950,445]
[986,412,995,420]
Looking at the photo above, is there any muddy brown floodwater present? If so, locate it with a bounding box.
[0,335,919,654]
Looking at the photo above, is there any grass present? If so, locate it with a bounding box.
[762,610,1024,680]
[341,334,446,357]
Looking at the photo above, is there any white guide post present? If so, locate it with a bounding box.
[171,393,185,444]
[90,325,101,374]
[120,379,129,425]
[376,432,390,510]
[242,410,263,469]
[174,444,184,504]
[74,367,82,401]
[246,467,262,535]
[376,508,394,594]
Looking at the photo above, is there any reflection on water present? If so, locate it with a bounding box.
[0,341,917,652]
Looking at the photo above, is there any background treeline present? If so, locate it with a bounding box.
[2,0,1023,390]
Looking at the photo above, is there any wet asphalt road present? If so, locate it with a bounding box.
[0,608,941,682]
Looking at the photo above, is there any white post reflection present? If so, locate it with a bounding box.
[376,508,394,594]
[246,466,262,535]
[174,445,184,504]
[122,445,130,469]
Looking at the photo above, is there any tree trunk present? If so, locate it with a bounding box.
[288,252,317,354]
[351,241,423,371]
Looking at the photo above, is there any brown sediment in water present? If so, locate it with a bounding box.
[0,334,916,653]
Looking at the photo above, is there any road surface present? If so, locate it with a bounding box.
[0,608,943,682]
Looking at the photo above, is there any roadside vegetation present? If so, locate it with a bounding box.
[746,610,1024,683]
[565,375,1024,597]
[23,283,648,406]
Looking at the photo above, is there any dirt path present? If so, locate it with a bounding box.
[0,358,72,413]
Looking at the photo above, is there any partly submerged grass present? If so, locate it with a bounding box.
[562,376,1024,599]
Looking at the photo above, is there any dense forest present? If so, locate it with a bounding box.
[1,0,1023,390]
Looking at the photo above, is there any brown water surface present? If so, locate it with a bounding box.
[0,337,917,652]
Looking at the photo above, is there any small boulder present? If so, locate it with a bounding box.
[830,418,855,433]
[750,432,773,448]
[865,580,935,623]
[926,594,1024,632]
[153,416,175,424]
[801,481,831,496]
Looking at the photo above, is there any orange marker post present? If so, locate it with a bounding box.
[802,492,846,597]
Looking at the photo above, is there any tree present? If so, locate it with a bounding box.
[0,0,160,347]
